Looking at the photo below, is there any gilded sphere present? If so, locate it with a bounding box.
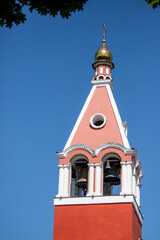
[95,40,112,62]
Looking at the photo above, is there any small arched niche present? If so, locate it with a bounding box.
[102,153,121,196]
[70,156,88,197]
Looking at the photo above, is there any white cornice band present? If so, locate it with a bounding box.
[91,78,114,89]
[56,142,135,159]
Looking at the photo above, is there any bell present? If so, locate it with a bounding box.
[105,160,111,170]
[104,165,120,185]
[75,165,88,189]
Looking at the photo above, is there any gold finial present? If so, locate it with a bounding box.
[94,23,113,62]
[103,23,106,41]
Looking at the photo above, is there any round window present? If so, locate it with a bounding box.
[90,113,106,129]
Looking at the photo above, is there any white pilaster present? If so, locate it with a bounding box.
[126,162,133,194]
[136,181,141,207]
[95,163,102,196]
[120,162,127,195]
[56,165,70,197]
[120,161,133,195]
[132,172,137,197]
[87,163,94,196]
[57,165,64,197]
[63,165,70,197]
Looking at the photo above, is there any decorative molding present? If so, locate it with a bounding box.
[56,142,135,159]
[57,144,95,158]
[95,142,134,156]
[92,74,112,81]
[58,164,70,168]
[90,113,106,129]
[92,61,114,69]
[56,143,143,181]
[94,163,102,167]
[91,78,113,90]
[88,163,96,167]
[120,161,133,166]
[134,149,143,179]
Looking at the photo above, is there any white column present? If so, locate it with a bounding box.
[136,181,141,207]
[95,163,102,196]
[57,165,64,197]
[56,164,70,197]
[120,162,127,195]
[126,162,133,195]
[63,165,70,197]
[87,163,94,196]
[120,161,133,195]
[132,172,137,197]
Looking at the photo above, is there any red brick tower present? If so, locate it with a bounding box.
[53,27,143,240]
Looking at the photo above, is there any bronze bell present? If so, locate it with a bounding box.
[104,161,120,185]
[75,165,88,189]
[105,160,111,170]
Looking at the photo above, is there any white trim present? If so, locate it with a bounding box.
[136,183,141,207]
[106,66,109,74]
[95,142,132,156]
[95,67,98,75]
[63,167,69,197]
[100,65,103,74]
[95,164,102,195]
[106,85,130,148]
[56,167,64,197]
[90,113,106,129]
[57,142,135,159]
[132,174,137,198]
[54,195,143,224]
[120,161,133,166]
[56,164,70,197]
[120,162,127,195]
[91,78,113,89]
[92,61,114,70]
[63,86,96,150]
[58,164,70,168]
[126,163,132,194]
[87,164,94,196]
[120,161,133,195]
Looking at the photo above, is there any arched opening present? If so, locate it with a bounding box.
[103,153,121,196]
[70,157,88,197]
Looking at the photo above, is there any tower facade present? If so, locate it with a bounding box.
[53,31,143,240]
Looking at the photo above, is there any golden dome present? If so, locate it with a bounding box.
[95,39,113,62]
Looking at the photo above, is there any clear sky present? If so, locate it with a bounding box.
[1,0,160,239]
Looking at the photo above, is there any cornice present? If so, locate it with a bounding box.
[95,142,134,156]
[56,142,135,159]
[91,78,114,90]
[56,144,95,158]
[92,61,114,69]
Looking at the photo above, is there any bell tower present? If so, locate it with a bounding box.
[53,26,143,240]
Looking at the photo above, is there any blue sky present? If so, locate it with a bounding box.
[1,0,160,239]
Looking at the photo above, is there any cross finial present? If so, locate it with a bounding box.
[103,23,106,40]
